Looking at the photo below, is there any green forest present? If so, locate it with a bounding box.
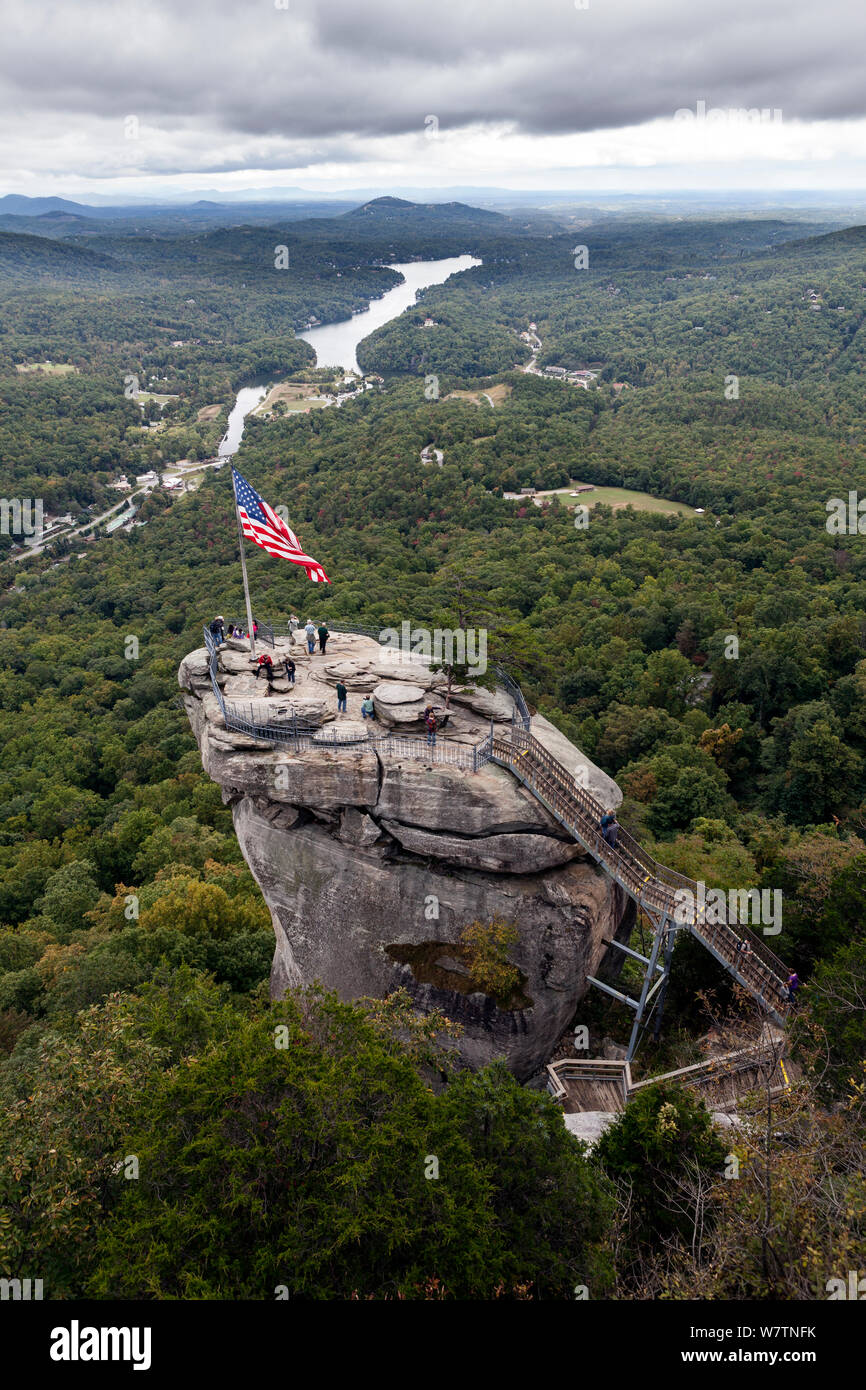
[0,203,864,1300]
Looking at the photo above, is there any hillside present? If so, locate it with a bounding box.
[0,228,122,284]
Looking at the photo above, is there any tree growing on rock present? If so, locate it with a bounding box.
[458,917,521,1003]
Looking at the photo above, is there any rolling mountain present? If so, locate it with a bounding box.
[0,229,122,284]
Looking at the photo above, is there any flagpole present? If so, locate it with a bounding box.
[231,469,257,662]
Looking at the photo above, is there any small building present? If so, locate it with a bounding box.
[520,486,537,496]
[105,505,138,534]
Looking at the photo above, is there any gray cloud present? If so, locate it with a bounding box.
[1,0,865,186]
[3,0,866,134]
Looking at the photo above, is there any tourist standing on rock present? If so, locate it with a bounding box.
[361,695,375,720]
[336,680,347,714]
[289,614,300,641]
[424,706,438,746]
[209,616,226,646]
[284,657,296,685]
[305,619,316,654]
[318,621,330,654]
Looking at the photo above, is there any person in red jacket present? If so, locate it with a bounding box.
[256,653,275,693]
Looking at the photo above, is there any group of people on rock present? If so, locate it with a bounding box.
[291,618,329,654]
[210,616,257,645]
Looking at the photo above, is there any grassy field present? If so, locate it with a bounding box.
[445,383,512,408]
[531,482,697,516]
[133,391,178,406]
[254,381,333,415]
[15,361,78,375]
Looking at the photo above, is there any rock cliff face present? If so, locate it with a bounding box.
[179,631,630,1078]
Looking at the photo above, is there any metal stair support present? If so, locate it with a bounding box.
[490,728,789,1052]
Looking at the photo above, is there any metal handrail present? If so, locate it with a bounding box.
[495,663,531,731]
[490,729,789,1002]
[260,618,384,642]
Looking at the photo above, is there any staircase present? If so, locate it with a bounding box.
[491,728,790,1026]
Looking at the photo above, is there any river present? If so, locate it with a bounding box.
[218,384,269,459]
[217,253,480,459]
[298,254,481,374]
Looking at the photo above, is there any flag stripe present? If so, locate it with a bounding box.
[232,468,330,583]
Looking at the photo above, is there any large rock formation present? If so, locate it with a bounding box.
[179,630,629,1078]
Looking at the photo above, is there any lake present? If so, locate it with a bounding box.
[218,254,481,459]
[298,254,481,374]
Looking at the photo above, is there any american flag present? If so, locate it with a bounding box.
[232,468,330,584]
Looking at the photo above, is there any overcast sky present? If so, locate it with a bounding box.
[3,0,866,200]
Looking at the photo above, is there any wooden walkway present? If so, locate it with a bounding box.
[548,1040,796,1116]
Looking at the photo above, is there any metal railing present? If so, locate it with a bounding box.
[261,618,384,642]
[202,628,494,768]
[496,664,531,731]
[327,620,385,642]
[490,727,790,1009]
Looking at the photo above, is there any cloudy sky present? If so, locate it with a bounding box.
[3,0,866,200]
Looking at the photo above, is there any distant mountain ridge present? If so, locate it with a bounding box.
[345,196,505,225]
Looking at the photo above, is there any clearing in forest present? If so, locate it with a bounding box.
[15,361,78,375]
[445,383,512,408]
[254,381,333,414]
[528,481,696,516]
